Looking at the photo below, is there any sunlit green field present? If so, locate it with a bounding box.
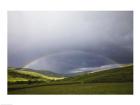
[9,82,133,94]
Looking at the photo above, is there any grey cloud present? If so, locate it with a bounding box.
[8,11,133,73]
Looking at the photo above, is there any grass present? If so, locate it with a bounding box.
[8,82,133,94]
[8,68,64,84]
[62,65,133,83]
[15,70,63,80]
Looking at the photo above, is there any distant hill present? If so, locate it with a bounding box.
[64,64,132,76]
[24,69,63,77]
[8,65,133,85]
[60,65,133,83]
[8,67,64,84]
[9,67,63,77]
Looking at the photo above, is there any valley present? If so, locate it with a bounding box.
[8,65,133,94]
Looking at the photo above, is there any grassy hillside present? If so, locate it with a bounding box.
[28,70,63,77]
[59,65,133,84]
[8,67,64,84]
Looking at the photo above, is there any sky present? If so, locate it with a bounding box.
[8,11,133,74]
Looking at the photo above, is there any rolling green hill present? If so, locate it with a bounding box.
[8,67,64,84]
[52,65,133,85]
[24,69,63,77]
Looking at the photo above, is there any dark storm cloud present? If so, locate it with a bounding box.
[8,11,133,69]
